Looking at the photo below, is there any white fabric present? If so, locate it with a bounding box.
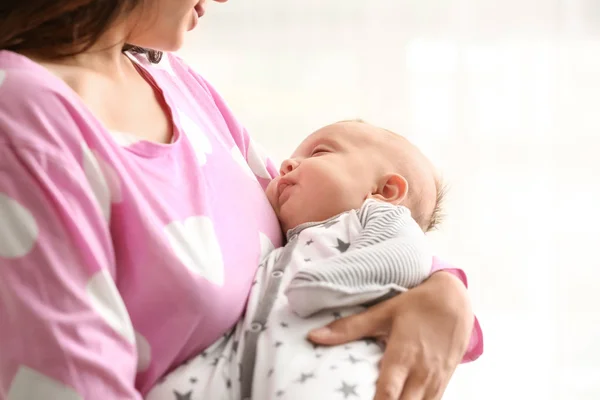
[146,201,430,400]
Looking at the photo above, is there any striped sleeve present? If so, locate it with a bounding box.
[285,200,432,317]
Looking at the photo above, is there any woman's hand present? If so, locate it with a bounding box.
[307,271,474,400]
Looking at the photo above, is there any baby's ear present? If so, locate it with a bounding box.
[369,174,408,205]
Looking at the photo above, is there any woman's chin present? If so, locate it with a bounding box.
[187,13,199,31]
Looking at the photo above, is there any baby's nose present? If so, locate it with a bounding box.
[279,158,299,176]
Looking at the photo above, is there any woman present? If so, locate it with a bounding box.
[0,1,482,399]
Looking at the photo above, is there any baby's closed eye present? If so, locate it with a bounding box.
[310,147,331,157]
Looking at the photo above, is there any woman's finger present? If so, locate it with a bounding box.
[422,371,451,400]
[307,312,375,345]
[397,373,429,400]
[373,360,409,400]
[373,319,414,400]
[308,301,394,345]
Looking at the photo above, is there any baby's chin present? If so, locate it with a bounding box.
[277,208,302,238]
[278,217,294,238]
[279,207,335,237]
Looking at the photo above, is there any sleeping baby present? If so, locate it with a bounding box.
[146,119,444,400]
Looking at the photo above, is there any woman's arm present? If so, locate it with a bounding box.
[430,257,484,363]
[0,146,142,399]
[308,264,481,400]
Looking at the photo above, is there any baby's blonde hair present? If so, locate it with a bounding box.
[336,118,446,232]
[419,177,447,232]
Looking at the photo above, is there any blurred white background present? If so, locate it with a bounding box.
[179,0,600,399]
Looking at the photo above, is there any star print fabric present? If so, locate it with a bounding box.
[146,200,431,400]
[284,200,432,318]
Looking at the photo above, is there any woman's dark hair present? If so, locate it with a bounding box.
[0,0,162,63]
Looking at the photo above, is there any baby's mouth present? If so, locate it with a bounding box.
[277,181,293,205]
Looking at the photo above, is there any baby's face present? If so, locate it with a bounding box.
[266,122,437,233]
[266,123,381,233]
[267,122,439,233]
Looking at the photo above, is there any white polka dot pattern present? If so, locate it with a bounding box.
[86,269,135,344]
[178,111,212,166]
[247,139,271,179]
[82,145,111,221]
[259,232,275,262]
[164,216,225,286]
[135,331,152,373]
[231,146,256,180]
[0,194,38,259]
[97,155,122,204]
[7,366,82,400]
[110,130,142,147]
[0,69,6,86]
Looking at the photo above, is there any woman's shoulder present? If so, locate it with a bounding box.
[0,51,100,158]
[0,50,76,103]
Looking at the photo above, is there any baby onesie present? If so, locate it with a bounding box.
[146,199,431,400]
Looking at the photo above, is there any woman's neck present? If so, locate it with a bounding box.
[21,25,135,81]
